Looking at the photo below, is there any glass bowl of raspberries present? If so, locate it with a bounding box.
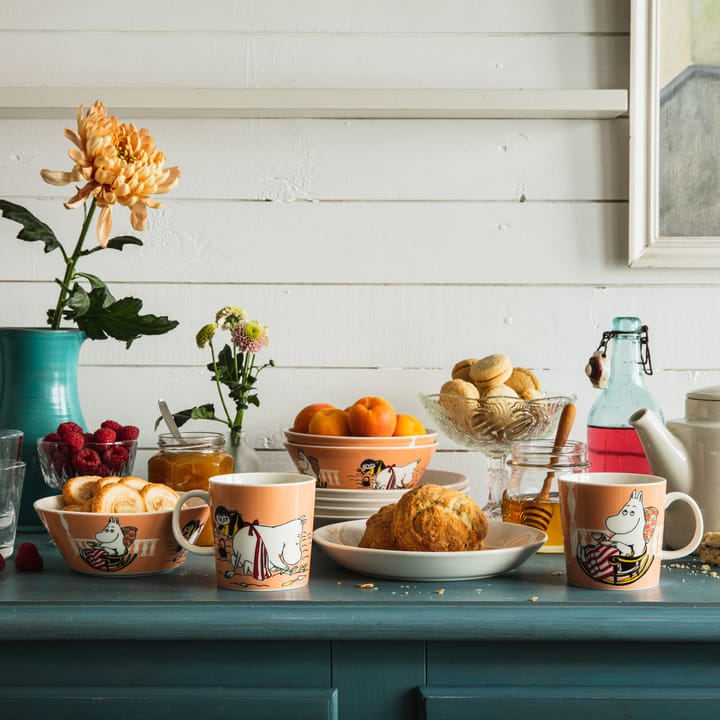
[37,420,139,490]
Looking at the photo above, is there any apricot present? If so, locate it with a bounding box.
[393,413,425,436]
[347,396,397,437]
[292,403,336,433]
[308,408,350,436]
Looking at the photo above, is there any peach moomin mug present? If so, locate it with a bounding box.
[558,473,703,590]
[172,472,315,591]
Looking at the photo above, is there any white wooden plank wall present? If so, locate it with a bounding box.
[1,1,716,503]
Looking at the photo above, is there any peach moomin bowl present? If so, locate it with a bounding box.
[284,439,437,490]
[34,495,210,577]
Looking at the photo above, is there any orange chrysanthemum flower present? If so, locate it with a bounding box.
[41,100,180,247]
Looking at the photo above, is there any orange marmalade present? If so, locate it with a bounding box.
[148,432,233,492]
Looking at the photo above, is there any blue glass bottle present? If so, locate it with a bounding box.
[586,317,663,473]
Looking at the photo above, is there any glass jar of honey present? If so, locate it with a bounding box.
[502,439,589,553]
[148,432,233,492]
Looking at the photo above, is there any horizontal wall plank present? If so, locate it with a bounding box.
[0,118,629,201]
[1,284,716,372]
[0,35,629,90]
[7,200,720,285]
[75,365,695,452]
[0,0,630,33]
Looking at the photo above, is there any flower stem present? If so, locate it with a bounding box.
[51,199,97,330]
[210,341,233,427]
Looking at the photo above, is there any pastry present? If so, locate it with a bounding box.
[140,483,180,512]
[506,367,542,400]
[91,483,145,513]
[469,354,513,391]
[62,475,101,505]
[390,484,488,552]
[699,532,720,566]
[358,502,397,549]
[451,358,478,383]
[439,378,480,432]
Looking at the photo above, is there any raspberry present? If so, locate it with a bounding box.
[14,542,43,572]
[51,450,66,474]
[43,432,61,442]
[0,554,5,573]
[117,425,140,441]
[84,432,95,443]
[101,420,122,432]
[57,421,83,436]
[92,427,117,444]
[103,444,129,471]
[71,448,101,474]
[96,464,112,477]
[58,431,85,453]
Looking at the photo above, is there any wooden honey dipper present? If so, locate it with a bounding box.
[519,403,577,531]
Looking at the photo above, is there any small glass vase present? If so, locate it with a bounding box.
[228,430,263,472]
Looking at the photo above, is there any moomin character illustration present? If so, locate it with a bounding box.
[79,517,138,572]
[295,449,323,487]
[223,515,308,585]
[357,458,420,490]
[576,489,659,586]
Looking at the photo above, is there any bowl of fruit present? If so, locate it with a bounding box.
[284,397,438,490]
[37,420,139,491]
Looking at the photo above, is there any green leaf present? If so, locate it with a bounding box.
[154,404,219,430]
[105,235,143,251]
[0,199,61,252]
[74,272,116,297]
[63,291,179,347]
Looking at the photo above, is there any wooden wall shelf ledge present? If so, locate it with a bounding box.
[0,87,629,119]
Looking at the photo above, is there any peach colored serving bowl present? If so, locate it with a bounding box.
[34,495,210,577]
[284,429,437,448]
[284,434,437,491]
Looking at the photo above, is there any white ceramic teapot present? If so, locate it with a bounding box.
[630,386,720,547]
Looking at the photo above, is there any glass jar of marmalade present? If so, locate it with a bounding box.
[148,432,233,492]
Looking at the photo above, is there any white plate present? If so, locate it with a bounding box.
[313,519,546,581]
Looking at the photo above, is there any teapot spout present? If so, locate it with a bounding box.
[629,408,692,494]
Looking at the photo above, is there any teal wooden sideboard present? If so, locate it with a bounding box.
[2,533,720,720]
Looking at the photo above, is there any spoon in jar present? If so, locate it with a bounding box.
[158,399,183,440]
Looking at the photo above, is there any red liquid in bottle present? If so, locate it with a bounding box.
[586,426,652,474]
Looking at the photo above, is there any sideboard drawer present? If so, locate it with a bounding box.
[419,687,720,720]
[0,687,339,720]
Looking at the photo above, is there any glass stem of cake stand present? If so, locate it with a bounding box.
[484,451,510,520]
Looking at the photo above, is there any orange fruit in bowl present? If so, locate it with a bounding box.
[347,396,397,437]
[308,408,351,436]
[292,403,336,433]
[393,413,425,436]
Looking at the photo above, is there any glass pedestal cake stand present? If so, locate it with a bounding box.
[420,393,575,518]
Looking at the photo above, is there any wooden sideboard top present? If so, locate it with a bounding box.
[2,532,719,644]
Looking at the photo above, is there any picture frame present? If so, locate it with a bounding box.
[629,0,720,267]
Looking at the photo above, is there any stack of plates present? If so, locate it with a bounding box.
[314,469,470,526]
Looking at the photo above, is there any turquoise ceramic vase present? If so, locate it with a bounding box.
[0,328,87,530]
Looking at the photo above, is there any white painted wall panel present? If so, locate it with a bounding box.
[0,1,709,489]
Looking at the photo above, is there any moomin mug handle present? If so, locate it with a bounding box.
[172,489,215,556]
[661,491,704,562]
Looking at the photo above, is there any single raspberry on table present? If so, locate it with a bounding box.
[43,432,61,442]
[71,448,101,474]
[117,425,140,441]
[57,421,83,436]
[15,542,43,572]
[103,445,129,471]
[92,427,117,444]
[101,420,122,432]
[58,431,85,453]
